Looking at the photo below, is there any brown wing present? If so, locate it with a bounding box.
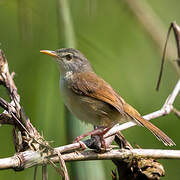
[71,71,126,115]
[70,71,175,146]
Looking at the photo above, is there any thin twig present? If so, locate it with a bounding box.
[156,23,173,90]
[173,108,180,119]
[48,160,64,177]
[156,22,180,90]
[56,150,69,180]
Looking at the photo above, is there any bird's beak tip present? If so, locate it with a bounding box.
[40,50,58,58]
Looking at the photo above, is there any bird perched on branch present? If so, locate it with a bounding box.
[40,48,175,147]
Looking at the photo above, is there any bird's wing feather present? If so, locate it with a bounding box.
[70,72,175,146]
[123,103,144,126]
[71,72,126,115]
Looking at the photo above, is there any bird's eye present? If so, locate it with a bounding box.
[65,54,73,61]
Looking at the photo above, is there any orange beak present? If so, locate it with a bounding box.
[40,50,58,58]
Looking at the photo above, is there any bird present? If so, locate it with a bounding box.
[40,48,175,147]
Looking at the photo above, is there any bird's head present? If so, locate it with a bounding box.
[40,48,93,75]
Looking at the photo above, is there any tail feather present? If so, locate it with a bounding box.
[123,103,175,146]
[134,115,175,146]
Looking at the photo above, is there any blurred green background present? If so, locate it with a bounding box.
[0,0,180,179]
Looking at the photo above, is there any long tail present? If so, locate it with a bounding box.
[133,115,175,146]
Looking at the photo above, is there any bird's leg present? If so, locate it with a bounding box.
[93,127,111,149]
[74,127,105,142]
[74,126,111,150]
[74,128,105,150]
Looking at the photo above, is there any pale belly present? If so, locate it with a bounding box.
[60,78,128,126]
